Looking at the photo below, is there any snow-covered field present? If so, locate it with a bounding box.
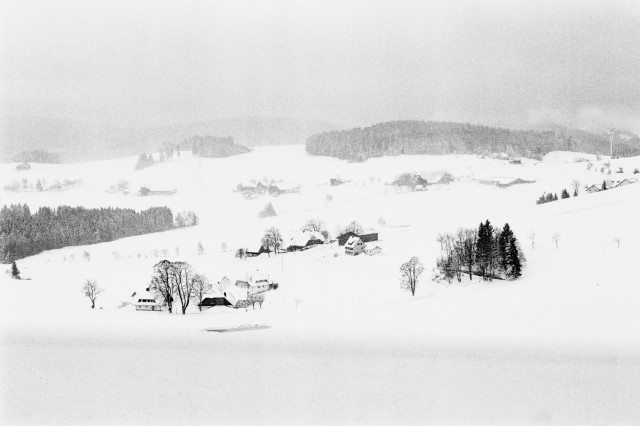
[2,146,640,424]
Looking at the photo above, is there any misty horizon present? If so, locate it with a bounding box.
[1,0,640,134]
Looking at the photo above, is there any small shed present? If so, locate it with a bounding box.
[364,244,382,256]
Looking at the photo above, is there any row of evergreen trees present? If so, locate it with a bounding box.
[537,187,579,204]
[0,204,174,262]
[306,120,573,161]
[436,221,524,283]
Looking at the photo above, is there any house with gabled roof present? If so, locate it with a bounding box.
[364,243,382,256]
[131,287,164,311]
[345,236,365,256]
[287,230,325,251]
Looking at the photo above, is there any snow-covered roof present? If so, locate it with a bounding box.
[289,230,324,247]
[360,228,377,235]
[346,236,362,246]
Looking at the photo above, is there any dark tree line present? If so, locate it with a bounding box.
[306,120,575,161]
[186,135,250,158]
[306,120,640,162]
[436,221,524,283]
[0,204,174,262]
[13,150,61,164]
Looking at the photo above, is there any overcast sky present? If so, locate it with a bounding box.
[1,0,639,131]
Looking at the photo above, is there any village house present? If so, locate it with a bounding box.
[345,236,365,256]
[586,184,602,193]
[245,243,271,257]
[131,287,164,311]
[199,276,248,309]
[235,270,277,293]
[287,230,325,251]
[616,178,638,187]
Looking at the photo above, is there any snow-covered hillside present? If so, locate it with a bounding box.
[2,147,640,424]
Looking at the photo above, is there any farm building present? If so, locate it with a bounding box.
[199,276,249,309]
[245,243,271,257]
[586,184,602,193]
[287,230,325,251]
[131,288,164,311]
[338,231,359,246]
[345,236,365,256]
[617,178,637,187]
[338,229,379,245]
[364,244,382,256]
[235,270,277,293]
[359,228,379,243]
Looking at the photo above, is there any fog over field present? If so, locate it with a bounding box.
[1,1,640,425]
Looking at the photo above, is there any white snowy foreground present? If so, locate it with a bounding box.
[2,146,640,424]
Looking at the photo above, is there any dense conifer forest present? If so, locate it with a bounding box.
[0,205,174,262]
[306,120,640,161]
[186,135,251,158]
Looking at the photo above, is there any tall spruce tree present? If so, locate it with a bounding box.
[507,237,522,278]
[476,220,494,280]
[11,261,20,279]
[498,223,513,276]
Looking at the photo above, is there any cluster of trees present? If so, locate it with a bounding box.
[258,202,276,218]
[13,150,61,164]
[160,142,181,161]
[0,204,174,262]
[135,153,155,170]
[187,135,250,158]
[174,211,199,227]
[150,260,211,314]
[537,192,559,204]
[436,221,524,283]
[306,120,577,161]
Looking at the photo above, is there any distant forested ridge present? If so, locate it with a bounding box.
[0,205,174,262]
[306,120,640,161]
[13,150,61,164]
[186,135,251,158]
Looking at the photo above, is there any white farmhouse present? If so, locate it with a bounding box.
[345,236,365,256]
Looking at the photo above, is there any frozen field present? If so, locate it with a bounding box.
[2,146,640,424]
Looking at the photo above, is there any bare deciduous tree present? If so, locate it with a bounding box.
[571,179,581,194]
[82,279,103,309]
[261,227,283,255]
[248,292,266,309]
[302,219,325,232]
[171,261,196,315]
[552,232,560,249]
[400,256,424,296]
[197,241,204,255]
[82,250,91,261]
[150,260,177,313]
[191,274,211,311]
[614,237,621,248]
[341,221,363,235]
[235,248,247,260]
